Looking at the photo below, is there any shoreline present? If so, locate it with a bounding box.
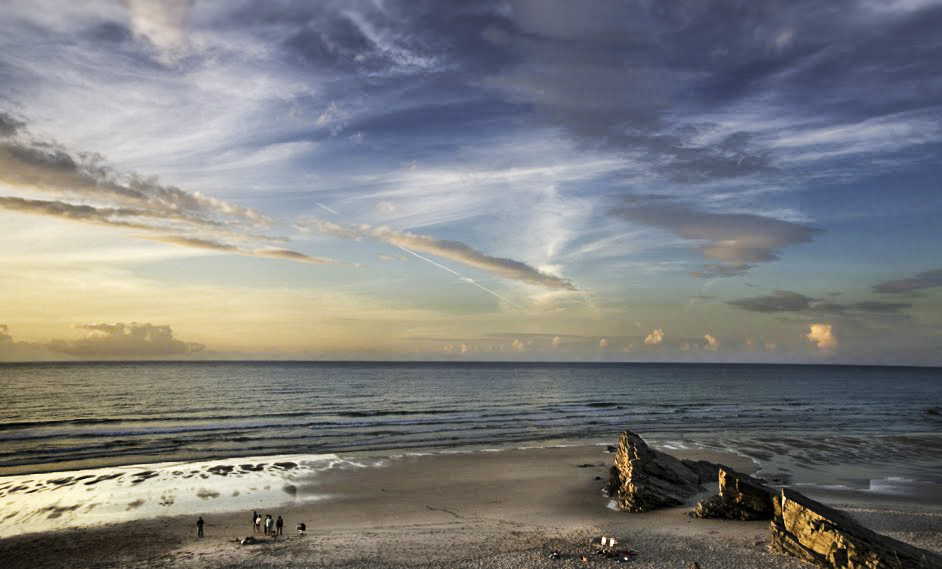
[2,444,941,568]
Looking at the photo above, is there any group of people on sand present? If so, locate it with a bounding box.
[253,510,284,536]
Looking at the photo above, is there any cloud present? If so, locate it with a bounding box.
[873,268,942,294]
[613,200,819,277]
[50,322,204,357]
[145,235,337,264]
[376,201,398,215]
[0,196,157,230]
[704,334,720,351]
[123,0,195,64]
[0,112,25,137]
[644,328,664,346]
[729,290,912,315]
[306,220,577,290]
[0,129,269,227]
[0,324,56,361]
[728,290,814,312]
[0,115,353,267]
[806,323,836,350]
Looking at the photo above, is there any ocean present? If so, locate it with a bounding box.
[2,361,940,476]
[0,362,940,536]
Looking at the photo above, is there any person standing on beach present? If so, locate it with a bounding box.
[265,513,273,535]
[252,510,258,534]
[255,513,262,535]
[276,515,283,535]
[196,516,204,538]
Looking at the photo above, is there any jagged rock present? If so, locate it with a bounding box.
[608,431,722,512]
[770,487,942,569]
[682,459,722,483]
[693,466,776,520]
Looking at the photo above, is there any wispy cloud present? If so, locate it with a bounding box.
[873,268,942,294]
[728,290,912,315]
[305,220,578,290]
[145,235,336,264]
[0,115,345,266]
[122,0,196,65]
[613,200,820,277]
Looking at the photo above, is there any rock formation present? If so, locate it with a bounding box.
[770,487,942,569]
[608,431,722,511]
[693,466,777,521]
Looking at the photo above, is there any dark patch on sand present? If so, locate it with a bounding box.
[232,490,240,497]
[283,484,297,496]
[196,489,220,500]
[45,504,81,519]
[3,511,18,521]
[273,462,298,470]
[7,485,30,494]
[159,495,175,507]
[240,463,267,472]
[126,499,145,510]
[85,473,123,486]
[208,465,235,476]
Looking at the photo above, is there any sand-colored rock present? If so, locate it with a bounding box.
[694,466,776,521]
[608,430,721,511]
[770,487,942,569]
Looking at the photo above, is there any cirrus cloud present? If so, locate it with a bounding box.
[304,219,578,290]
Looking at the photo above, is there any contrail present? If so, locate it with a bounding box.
[313,200,521,308]
[315,202,339,215]
[394,246,522,308]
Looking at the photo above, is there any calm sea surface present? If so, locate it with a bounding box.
[1,362,940,483]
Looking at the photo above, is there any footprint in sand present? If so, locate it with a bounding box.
[126,499,145,511]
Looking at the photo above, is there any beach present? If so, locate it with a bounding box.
[2,444,940,569]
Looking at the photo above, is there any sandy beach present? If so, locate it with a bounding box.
[2,444,940,569]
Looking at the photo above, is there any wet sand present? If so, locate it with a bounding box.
[1,445,940,569]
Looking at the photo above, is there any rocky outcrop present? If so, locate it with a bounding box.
[608,431,722,512]
[770,487,942,569]
[693,466,777,521]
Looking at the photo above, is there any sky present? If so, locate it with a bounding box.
[1,0,941,364]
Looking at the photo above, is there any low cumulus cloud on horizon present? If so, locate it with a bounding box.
[0,322,204,360]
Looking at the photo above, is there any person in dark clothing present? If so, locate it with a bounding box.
[276,515,283,535]
[197,516,204,537]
